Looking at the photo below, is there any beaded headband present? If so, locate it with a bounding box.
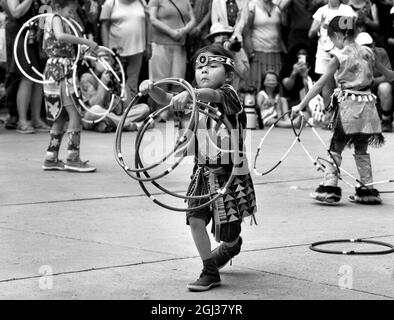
[195,53,235,70]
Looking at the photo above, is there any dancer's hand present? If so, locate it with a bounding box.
[89,40,99,50]
[139,80,154,95]
[171,91,191,112]
[291,104,304,119]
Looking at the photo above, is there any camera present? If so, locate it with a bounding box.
[223,37,242,52]
[298,54,306,64]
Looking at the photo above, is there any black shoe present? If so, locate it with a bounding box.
[5,115,18,130]
[211,237,242,270]
[349,186,382,204]
[310,184,342,203]
[187,269,221,292]
[382,120,393,133]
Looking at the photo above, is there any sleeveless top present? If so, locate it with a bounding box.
[331,43,375,90]
[42,14,75,59]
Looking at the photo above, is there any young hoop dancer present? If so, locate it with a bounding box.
[140,44,257,291]
[292,16,394,204]
[42,0,98,172]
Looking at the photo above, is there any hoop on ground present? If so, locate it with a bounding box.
[310,238,394,255]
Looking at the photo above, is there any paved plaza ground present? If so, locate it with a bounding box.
[0,118,394,300]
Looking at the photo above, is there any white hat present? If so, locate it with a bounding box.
[355,32,373,46]
[206,23,234,40]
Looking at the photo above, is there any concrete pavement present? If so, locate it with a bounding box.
[0,121,394,300]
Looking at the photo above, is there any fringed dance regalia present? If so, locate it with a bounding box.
[327,43,384,149]
[186,84,257,242]
[42,15,81,121]
[311,42,384,204]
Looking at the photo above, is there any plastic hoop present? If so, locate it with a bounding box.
[293,111,393,192]
[310,238,394,255]
[253,110,306,176]
[114,78,244,211]
[72,47,126,124]
[14,13,81,84]
[115,78,198,176]
[134,101,237,196]
[134,115,241,212]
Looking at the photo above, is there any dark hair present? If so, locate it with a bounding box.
[261,71,283,97]
[327,16,357,39]
[52,0,79,8]
[192,44,235,74]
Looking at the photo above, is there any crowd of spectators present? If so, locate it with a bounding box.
[1,0,394,132]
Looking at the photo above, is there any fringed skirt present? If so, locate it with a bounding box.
[186,165,257,242]
[329,89,384,148]
[43,57,81,121]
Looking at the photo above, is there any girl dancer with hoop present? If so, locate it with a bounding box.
[41,0,98,172]
[139,44,257,291]
[292,16,394,204]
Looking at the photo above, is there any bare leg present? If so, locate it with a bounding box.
[378,82,393,132]
[16,78,33,123]
[189,217,212,261]
[30,83,47,128]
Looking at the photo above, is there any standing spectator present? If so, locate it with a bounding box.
[356,32,393,132]
[148,0,195,120]
[278,0,325,54]
[206,23,249,91]
[188,0,212,58]
[211,0,249,43]
[79,0,100,43]
[149,0,195,82]
[185,0,212,83]
[372,0,391,48]
[385,1,394,66]
[100,0,151,98]
[243,0,286,92]
[308,0,356,107]
[1,0,19,129]
[347,0,379,36]
[0,6,7,118]
[6,0,49,134]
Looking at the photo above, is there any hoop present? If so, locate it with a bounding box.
[253,110,306,176]
[134,107,242,212]
[115,78,198,177]
[134,101,237,192]
[291,111,394,192]
[310,238,394,255]
[114,78,244,211]
[14,13,81,84]
[72,46,126,124]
